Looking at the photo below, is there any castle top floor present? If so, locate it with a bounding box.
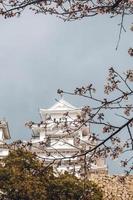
[39,99,81,122]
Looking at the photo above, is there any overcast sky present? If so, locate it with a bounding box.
[0,11,132,173]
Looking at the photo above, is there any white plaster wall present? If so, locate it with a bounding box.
[0,129,3,141]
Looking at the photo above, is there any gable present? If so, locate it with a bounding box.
[49,99,76,111]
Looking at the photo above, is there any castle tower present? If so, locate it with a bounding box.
[27,99,107,175]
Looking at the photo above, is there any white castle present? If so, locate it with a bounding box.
[27,99,107,175]
[0,120,10,159]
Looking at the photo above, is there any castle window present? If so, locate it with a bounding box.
[82,127,89,137]
[45,137,51,147]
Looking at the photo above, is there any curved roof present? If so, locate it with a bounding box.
[40,99,80,114]
[49,99,77,111]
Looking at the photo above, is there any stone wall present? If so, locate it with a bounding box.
[90,174,133,200]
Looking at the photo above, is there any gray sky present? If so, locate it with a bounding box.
[0,12,132,173]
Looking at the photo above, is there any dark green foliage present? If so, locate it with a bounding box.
[0,149,103,200]
[46,172,103,200]
[0,149,48,200]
